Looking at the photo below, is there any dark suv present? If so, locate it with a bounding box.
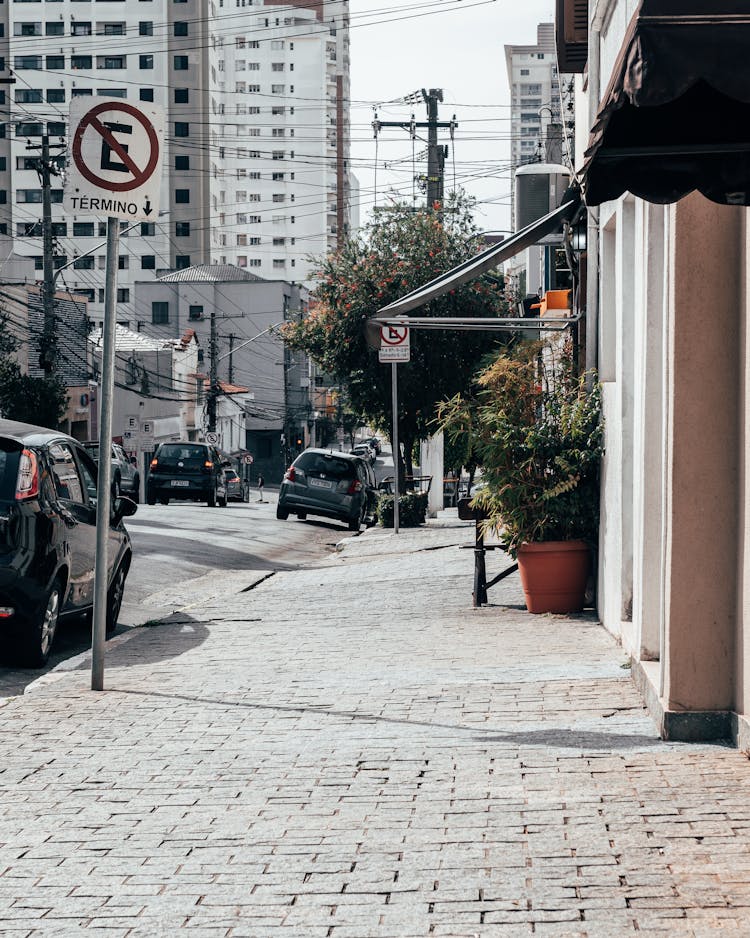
[0,419,136,667]
[83,440,140,500]
[277,448,377,531]
[147,441,228,507]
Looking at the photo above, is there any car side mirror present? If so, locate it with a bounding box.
[112,495,138,524]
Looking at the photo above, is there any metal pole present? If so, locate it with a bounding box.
[208,308,217,432]
[392,362,400,535]
[91,216,120,691]
[40,134,56,374]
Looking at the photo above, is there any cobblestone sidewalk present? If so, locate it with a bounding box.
[1,513,750,936]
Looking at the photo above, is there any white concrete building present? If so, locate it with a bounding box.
[0,0,352,327]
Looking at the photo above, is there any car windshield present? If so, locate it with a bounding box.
[295,452,356,479]
[0,444,21,500]
[156,444,209,467]
[225,471,239,481]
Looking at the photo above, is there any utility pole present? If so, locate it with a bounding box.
[372,88,457,211]
[227,333,235,385]
[208,309,218,432]
[27,133,65,374]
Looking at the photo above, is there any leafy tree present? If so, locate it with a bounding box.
[0,306,68,429]
[282,193,509,480]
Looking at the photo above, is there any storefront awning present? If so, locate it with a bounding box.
[374,191,580,321]
[582,1,750,206]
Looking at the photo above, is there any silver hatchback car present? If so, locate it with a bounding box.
[276,449,377,531]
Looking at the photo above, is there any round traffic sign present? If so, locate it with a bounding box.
[243,454,254,465]
[205,431,220,445]
[381,325,409,346]
[72,101,160,193]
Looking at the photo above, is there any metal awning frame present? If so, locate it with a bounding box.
[376,315,580,334]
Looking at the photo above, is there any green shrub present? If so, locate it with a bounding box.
[377,491,428,528]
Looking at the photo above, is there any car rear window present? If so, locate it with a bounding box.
[156,444,209,466]
[295,452,356,478]
[0,444,21,500]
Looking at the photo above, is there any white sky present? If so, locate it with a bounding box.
[349,0,554,234]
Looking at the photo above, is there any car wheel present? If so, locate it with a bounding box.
[131,474,140,503]
[219,493,228,507]
[159,496,170,506]
[106,562,128,636]
[14,578,63,668]
[207,487,217,507]
[347,510,362,532]
[297,512,307,520]
[276,505,289,520]
[147,492,156,506]
[111,475,121,499]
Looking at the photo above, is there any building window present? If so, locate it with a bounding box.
[176,221,190,236]
[15,122,43,137]
[140,88,154,102]
[175,155,189,171]
[176,255,190,269]
[47,89,65,103]
[97,56,126,69]
[46,23,64,36]
[71,55,92,70]
[139,21,153,35]
[15,56,42,70]
[72,89,93,98]
[175,189,190,203]
[73,222,95,237]
[141,222,155,236]
[141,255,156,269]
[188,305,203,320]
[117,288,130,303]
[151,302,169,325]
[139,55,154,69]
[174,55,189,70]
[174,121,189,137]
[16,89,42,103]
[71,22,92,36]
[272,62,284,72]
[74,256,95,270]
[118,256,128,270]
[273,259,286,269]
[174,88,189,103]
[101,23,126,36]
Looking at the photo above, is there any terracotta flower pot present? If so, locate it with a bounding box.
[516,540,590,614]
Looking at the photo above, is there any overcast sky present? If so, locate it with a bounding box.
[348,0,554,234]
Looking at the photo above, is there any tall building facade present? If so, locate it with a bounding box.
[504,22,573,227]
[0,0,351,328]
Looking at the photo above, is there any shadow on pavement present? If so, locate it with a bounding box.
[117,687,665,751]
[72,613,210,670]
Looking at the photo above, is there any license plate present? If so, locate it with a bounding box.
[171,480,190,487]
[309,477,333,489]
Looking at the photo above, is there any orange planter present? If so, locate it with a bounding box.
[516,540,590,614]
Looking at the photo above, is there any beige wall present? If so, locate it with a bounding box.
[663,194,744,712]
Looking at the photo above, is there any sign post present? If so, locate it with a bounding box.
[379,325,410,535]
[65,97,164,690]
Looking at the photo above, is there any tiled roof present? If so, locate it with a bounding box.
[218,381,250,394]
[157,264,266,283]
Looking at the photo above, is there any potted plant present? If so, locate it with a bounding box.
[438,341,603,613]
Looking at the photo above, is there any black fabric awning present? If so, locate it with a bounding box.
[375,190,580,320]
[582,1,750,206]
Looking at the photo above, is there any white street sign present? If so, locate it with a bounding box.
[64,98,165,222]
[243,454,254,465]
[379,324,410,363]
[139,418,155,450]
[205,431,220,446]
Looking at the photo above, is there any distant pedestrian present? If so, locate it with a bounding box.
[257,474,265,502]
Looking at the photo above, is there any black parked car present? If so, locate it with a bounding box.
[0,419,137,667]
[147,441,228,507]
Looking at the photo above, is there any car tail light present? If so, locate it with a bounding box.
[150,458,158,468]
[15,448,38,500]
[0,607,13,618]
[284,466,296,482]
[347,479,362,495]
[204,460,213,468]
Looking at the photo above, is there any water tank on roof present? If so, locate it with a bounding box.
[515,163,571,236]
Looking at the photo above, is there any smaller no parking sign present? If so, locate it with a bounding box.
[64,98,165,222]
[379,324,410,363]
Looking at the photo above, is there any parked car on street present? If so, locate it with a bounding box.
[277,448,378,531]
[83,440,140,500]
[0,419,137,667]
[350,443,376,465]
[224,469,246,502]
[147,441,228,507]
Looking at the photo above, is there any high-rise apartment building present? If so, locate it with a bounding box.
[0,0,351,327]
[504,22,573,226]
